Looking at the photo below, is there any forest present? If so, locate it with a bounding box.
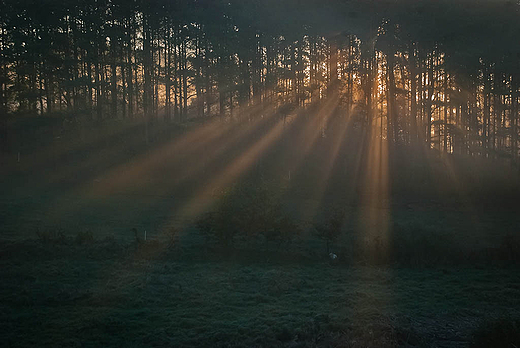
[1,0,520,347]
[1,0,519,157]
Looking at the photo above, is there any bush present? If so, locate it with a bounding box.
[75,230,95,245]
[166,226,180,248]
[196,182,299,251]
[247,189,300,250]
[35,227,68,244]
[196,210,240,248]
[389,222,458,266]
[314,211,344,255]
[498,233,520,263]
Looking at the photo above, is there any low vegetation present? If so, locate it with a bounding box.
[1,239,520,348]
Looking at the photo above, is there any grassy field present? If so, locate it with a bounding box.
[1,118,520,347]
[1,240,520,348]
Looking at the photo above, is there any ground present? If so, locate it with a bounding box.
[1,120,520,347]
[1,241,520,348]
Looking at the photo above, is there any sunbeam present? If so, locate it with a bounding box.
[3,1,520,346]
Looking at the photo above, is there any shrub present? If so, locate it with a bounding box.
[196,210,240,248]
[498,233,520,264]
[75,230,95,245]
[246,189,299,250]
[196,182,299,251]
[314,211,344,255]
[166,226,180,248]
[35,227,68,244]
[389,222,457,266]
[103,235,116,244]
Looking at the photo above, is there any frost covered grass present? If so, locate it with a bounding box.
[1,241,519,347]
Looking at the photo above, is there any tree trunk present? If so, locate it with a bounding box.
[511,74,518,164]
[410,46,418,146]
[95,62,102,120]
[426,54,434,148]
[329,37,338,97]
[111,52,117,118]
[443,71,448,153]
[387,51,398,145]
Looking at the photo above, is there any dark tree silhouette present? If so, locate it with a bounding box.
[0,0,518,164]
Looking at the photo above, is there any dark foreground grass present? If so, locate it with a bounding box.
[1,240,520,347]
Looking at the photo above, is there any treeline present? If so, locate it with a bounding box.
[0,0,519,161]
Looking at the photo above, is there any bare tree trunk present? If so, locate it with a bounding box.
[126,41,133,118]
[143,19,152,142]
[410,46,418,146]
[443,71,448,153]
[153,30,158,122]
[196,38,204,118]
[329,37,338,97]
[512,74,518,164]
[183,46,188,122]
[111,50,117,119]
[38,64,44,115]
[483,67,490,155]
[205,39,211,117]
[164,27,171,123]
[121,45,127,119]
[219,89,225,119]
[426,54,434,148]
[95,62,102,121]
[387,51,398,145]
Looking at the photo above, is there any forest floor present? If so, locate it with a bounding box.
[1,240,520,348]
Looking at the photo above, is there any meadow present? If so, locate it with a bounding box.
[2,239,520,348]
[1,117,520,347]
